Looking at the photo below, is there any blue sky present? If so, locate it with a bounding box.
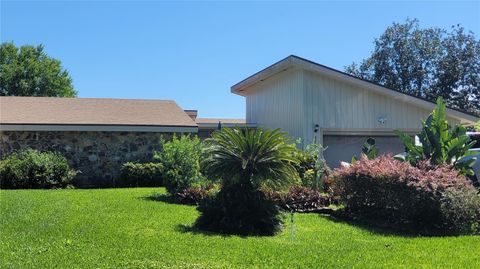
[2,1,479,118]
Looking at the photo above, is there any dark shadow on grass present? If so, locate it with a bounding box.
[323,213,418,237]
[141,193,179,204]
[174,224,237,237]
[140,193,200,207]
[174,223,278,238]
[178,222,272,238]
[321,210,472,238]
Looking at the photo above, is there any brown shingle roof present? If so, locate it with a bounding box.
[0,97,197,127]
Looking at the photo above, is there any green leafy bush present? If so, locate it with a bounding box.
[196,127,298,235]
[395,97,477,176]
[118,162,164,187]
[0,149,76,189]
[332,155,479,235]
[293,142,330,189]
[440,188,480,235]
[154,135,203,195]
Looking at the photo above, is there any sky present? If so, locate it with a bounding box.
[2,1,479,118]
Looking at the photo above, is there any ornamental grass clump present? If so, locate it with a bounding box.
[195,127,298,236]
[332,155,480,235]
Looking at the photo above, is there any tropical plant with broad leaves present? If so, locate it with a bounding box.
[195,127,298,236]
[352,137,379,163]
[395,97,477,176]
[293,141,329,189]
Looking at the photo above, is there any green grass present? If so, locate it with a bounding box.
[1,188,479,268]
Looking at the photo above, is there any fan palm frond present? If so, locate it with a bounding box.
[202,127,298,189]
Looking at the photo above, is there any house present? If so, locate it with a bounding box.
[0,97,245,186]
[1,55,478,185]
[231,55,479,167]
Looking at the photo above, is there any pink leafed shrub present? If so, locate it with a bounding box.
[175,185,219,205]
[264,186,331,212]
[331,155,479,235]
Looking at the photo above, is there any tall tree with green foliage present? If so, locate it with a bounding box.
[0,42,76,97]
[345,19,480,116]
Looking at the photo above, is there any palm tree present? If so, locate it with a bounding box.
[195,127,298,235]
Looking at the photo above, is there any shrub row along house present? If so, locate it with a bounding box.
[1,55,478,186]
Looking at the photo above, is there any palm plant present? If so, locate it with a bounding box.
[202,127,298,188]
[195,127,298,235]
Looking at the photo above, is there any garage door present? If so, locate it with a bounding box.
[323,135,406,168]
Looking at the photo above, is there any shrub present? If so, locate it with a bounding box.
[195,183,283,236]
[301,169,316,188]
[196,127,298,235]
[264,186,331,212]
[0,149,76,189]
[332,155,478,235]
[154,135,203,195]
[293,142,330,189]
[118,162,164,187]
[175,184,219,205]
[440,188,480,235]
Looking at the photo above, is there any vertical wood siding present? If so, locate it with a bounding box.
[246,68,461,146]
[246,69,305,141]
[302,70,460,143]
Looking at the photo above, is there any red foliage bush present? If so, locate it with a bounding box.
[331,155,479,234]
[265,186,331,212]
[175,185,218,205]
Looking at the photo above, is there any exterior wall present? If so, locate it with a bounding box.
[246,69,305,142]
[198,128,215,139]
[243,68,466,166]
[246,68,461,148]
[0,131,167,187]
[323,135,406,167]
[302,70,461,144]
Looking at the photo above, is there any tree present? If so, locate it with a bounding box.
[195,127,298,235]
[0,42,76,97]
[345,19,480,116]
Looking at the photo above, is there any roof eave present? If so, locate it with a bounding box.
[231,55,479,124]
[231,55,298,96]
[0,124,198,133]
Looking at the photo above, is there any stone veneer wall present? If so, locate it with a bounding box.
[0,131,168,187]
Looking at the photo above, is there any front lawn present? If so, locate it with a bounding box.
[1,188,479,268]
